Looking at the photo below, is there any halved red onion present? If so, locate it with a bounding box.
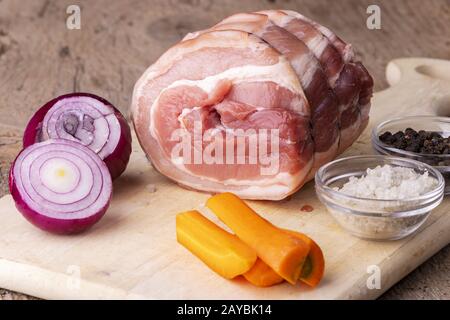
[9,139,112,234]
[23,93,132,180]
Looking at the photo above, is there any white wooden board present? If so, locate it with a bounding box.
[0,58,449,299]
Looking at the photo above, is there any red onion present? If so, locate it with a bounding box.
[9,139,112,234]
[23,93,132,180]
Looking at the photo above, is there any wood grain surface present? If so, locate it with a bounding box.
[0,0,449,300]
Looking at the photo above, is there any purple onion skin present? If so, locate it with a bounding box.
[22,97,50,147]
[104,107,132,180]
[23,92,132,180]
[8,153,111,235]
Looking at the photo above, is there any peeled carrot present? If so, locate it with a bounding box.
[242,230,325,287]
[243,258,284,287]
[285,230,325,287]
[206,193,310,284]
[176,210,257,279]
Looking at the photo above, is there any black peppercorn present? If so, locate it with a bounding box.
[379,129,450,160]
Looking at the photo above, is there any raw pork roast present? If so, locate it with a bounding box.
[131,10,373,200]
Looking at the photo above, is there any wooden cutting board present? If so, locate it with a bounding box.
[0,58,449,300]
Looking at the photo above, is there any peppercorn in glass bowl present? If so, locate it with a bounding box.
[315,155,445,240]
[372,116,450,195]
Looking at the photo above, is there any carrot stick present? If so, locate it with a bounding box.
[284,230,325,287]
[206,193,310,284]
[243,258,284,287]
[242,230,325,287]
[176,210,257,279]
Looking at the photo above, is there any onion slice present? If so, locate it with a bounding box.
[23,93,132,180]
[9,139,112,234]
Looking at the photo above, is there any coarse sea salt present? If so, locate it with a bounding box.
[334,165,438,200]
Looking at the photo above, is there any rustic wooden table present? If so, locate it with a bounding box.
[0,0,448,300]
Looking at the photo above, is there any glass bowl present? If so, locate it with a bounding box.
[371,116,450,194]
[315,155,445,240]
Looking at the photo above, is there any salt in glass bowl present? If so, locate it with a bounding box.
[315,155,445,240]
